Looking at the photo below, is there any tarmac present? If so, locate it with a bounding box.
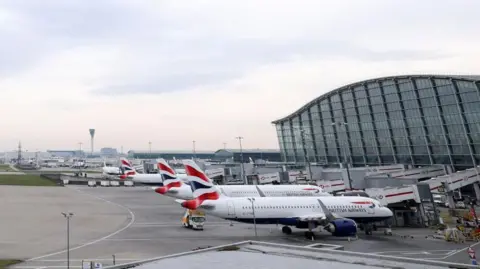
[4,186,480,268]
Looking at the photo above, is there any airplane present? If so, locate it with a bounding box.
[121,159,188,186]
[175,159,393,239]
[101,159,125,179]
[154,159,329,200]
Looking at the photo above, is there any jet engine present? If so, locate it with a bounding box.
[324,218,357,237]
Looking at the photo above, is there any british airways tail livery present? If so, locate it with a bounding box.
[153,161,329,200]
[178,159,393,238]
[118,158,136,180]
[155,159,183,194]
[119,158,164,185]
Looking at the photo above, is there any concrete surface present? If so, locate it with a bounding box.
[0,186,131,260]
[8,186,480,268]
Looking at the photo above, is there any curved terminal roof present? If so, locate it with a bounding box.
[272,74,480,124]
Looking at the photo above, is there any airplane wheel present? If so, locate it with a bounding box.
[282,226,292,235]
[304,231,315,240]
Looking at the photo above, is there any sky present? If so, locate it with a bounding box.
[0,0,479,152]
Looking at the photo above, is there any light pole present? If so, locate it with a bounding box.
[148,141,152,156]
[192,140,196,159]
[247,197,257,239]
[235,136,246,184]
[78,143,83,175]
[332,122,352,190]
[61,212,74,269]
[299,129,313,183]
[223,142,227,150]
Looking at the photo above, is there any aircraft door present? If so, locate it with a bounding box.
[227,200,235,216]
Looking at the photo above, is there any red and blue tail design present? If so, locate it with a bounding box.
[155,159,182,195]
[119,158,136,180]
[181,159,219,210]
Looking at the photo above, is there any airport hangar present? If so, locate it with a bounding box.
[272,74,480,226]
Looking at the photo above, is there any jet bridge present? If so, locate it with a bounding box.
[365,185,421,206]
[316,179,345,193]
[422,166,480,193]
[384,166,446,180]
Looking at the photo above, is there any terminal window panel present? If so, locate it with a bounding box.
[436,85,456,96]
[463,103,480,113]
[414,78,432,89]
[418,88,436,98]
[451,145,470,155]
[471,134,480,145]
[413,155,430,165]
[452,155,474,166]
[473,144,480,155]
[396,155,412,163]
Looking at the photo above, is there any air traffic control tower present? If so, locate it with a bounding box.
[89,128,95,156]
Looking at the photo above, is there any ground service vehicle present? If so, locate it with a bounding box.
[182,209,205,230]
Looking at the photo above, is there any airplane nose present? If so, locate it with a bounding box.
[384,207,393,217]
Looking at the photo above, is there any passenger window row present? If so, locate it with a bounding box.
[242,204,319,209]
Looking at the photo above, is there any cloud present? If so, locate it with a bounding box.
[0,0,479,151]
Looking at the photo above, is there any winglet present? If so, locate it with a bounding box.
[255,185,266,197]
[317,199,335,222]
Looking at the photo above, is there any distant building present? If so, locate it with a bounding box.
[214,149,282,162]
[47,150,83,158]
[127,150,216,160]
[100,147,118,156]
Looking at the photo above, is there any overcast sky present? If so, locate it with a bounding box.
[0,0,479,152]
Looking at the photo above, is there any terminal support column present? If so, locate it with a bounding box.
[474,183,480,201]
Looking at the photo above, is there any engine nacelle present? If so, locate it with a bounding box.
[324,219,357,237]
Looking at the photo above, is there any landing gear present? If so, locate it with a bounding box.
[364,223,373,235]
[305,221,316,240]
[305,231,315,240]
[282,226,292,235]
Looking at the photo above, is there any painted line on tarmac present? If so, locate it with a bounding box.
[374,249,455,254]
[439,240,480,260]
[34,259,138,262]
[26,187,136,261]
[12,265,82,269]
[132,222,234,227]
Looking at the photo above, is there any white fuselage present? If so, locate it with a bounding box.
[102,166,122,175]
[132,173,188,185]
[200,196,392,225]
[165,184,329,200]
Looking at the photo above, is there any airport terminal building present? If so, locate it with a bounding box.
[272,75,480,170]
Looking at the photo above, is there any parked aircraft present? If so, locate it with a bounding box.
[101,160,123,179]
[154,160,329,200]
[176,160,393,238]
[121,159,188,185]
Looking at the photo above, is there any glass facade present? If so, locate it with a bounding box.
[273,75,480,169]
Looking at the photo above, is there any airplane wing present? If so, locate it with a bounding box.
[297,213,327,222]
[255,185,266,197]
[297,199,343,224]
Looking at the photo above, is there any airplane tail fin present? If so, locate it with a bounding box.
[181,159,219,210]
[155,158,182,195]
[119,157,136,179]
